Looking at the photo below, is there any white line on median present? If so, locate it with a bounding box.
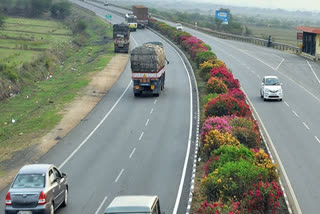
[145,119,150,126]
[129,148,136,159]
[302,122,310,130]
[59,81,132,169]
[138,132,144,141]
[292,111,299,118]
[115,169,124,183]
[95,196,108,214]
[306,60,320,85]
[315,136,320,144]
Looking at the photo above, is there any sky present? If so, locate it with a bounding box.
[192,0,320,11]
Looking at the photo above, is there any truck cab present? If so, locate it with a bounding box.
[104,195,162,214]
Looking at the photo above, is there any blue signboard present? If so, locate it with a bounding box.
[215,10,229,24]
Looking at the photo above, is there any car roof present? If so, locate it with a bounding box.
[105,195,158,213]
[18,164,53,174]
[264,75,278,79]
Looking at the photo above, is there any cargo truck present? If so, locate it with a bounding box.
[132,5,148,29]
[131,42,168,97]
[113,23,130,53]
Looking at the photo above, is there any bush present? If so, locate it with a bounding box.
[50,2,71,19]
[203,130,240,159]
[4,70,18,82]
[206,77,228,94]
[251,148,279,181]
[231,126,261,149]
[195,51,216,67]
[199,60,214,80]
[210,66,240,89]
[200,116,232,143]
[205,145,255,176]
[197,201,241,214]
[201,160,269,202]
[229,88,246,101]
[204,94,252,118]
[202,93,217,105]
[241,181,283,213]
[73,20,87,33]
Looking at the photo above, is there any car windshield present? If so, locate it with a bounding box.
[12,174,45,188]
[265,78,280,86]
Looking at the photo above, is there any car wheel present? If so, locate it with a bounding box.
[62,189,68,207]
[50,203,54,214]
[263,98,266,101]
[279,98,282,101]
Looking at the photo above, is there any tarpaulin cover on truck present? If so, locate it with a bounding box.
[131,42,165,73]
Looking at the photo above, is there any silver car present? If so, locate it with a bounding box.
[5,164,68,214]
[260,75,283,101]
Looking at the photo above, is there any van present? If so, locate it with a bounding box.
[104,195,162,214]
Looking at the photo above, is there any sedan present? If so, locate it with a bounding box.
[260,75,283,101]
[176,23,183,31]
[5,164,68,214]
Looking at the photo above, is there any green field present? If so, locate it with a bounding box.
[248,25,299,46]
[0,17,72,68]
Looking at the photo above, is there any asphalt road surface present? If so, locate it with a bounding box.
[0,1,197,214]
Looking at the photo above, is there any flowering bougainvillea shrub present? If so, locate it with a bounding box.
[201,160,269,202]
[228,88,246,101]
[204,94,252,118]
[197,201,241,214]
[195,51,217,67]
[200,116,232,143]
[251,148,279,181]
[206,77,228,94]
[203,130,240,159]
[210,66,240,89]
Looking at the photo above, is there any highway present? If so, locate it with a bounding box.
[100,2,320,213]
[0,1,198,213]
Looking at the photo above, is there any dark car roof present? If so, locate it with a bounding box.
[19,164,53,174]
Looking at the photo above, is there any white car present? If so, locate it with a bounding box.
[176,23,183,31]
[260,76,283,101]
[104,1,109,6]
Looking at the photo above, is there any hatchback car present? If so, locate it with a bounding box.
[5,164,68,214]
[260,75,283,101]
[176,23,183,31]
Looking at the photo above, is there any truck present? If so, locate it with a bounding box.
[125,13,138,31]
[132,5,148,29]
[113,23,130,53]
[131,42,168,97]
[104,195,162,214]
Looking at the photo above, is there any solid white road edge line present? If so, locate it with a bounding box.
[59,81,132,169]
[115,169,124,183]
[170,45,193,214]
[95,196,108,214]
[129,148,136,159]
[242,87,302,214]
[306,60,320,85]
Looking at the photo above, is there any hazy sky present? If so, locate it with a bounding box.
[195,0,320,11]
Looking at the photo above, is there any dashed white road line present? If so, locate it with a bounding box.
[292,111,299,118]
[150,108,154,114]
[315,136,320,144]
[115,169,124,183]
[302,122,310,130]
[275,59,285,70]
[138,132,144,141]
[306,60,320,85]
[154,99,157,104]
[145,119,150,126]
[95,196,108,214]
[129,148,136,159]
[284,101,290,107]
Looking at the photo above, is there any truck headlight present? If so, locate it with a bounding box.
[151,85,155,90]
[135,85,140,90]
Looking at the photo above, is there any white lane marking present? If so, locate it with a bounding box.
[284,101,290,107]
[145,119,150,126]
[138,132,144,141]
[275,59,285,70]
[150,108,154,114]
[306,60,320,85]
[129,148,136,159]
[154,99,157,104]
[95,196,108,214]
[169,43,193,214]
[302,122,310,130]
[115,169,124,183]
[315,136,320,144]
[59,81,132,169]
[292,111,299,118]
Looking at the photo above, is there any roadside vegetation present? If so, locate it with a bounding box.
[149,18,289,213]
[0,2,114,174]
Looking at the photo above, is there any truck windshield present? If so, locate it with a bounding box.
[128,18,137,23]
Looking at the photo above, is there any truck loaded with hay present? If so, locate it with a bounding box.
[131,42,168,96]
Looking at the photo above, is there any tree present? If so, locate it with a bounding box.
[50,2,71,19]
[29,0,52,17]
[0,13,6,29]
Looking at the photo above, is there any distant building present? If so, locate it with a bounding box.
[296,26,320,60]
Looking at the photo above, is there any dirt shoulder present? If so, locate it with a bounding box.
[0,54,129,191]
